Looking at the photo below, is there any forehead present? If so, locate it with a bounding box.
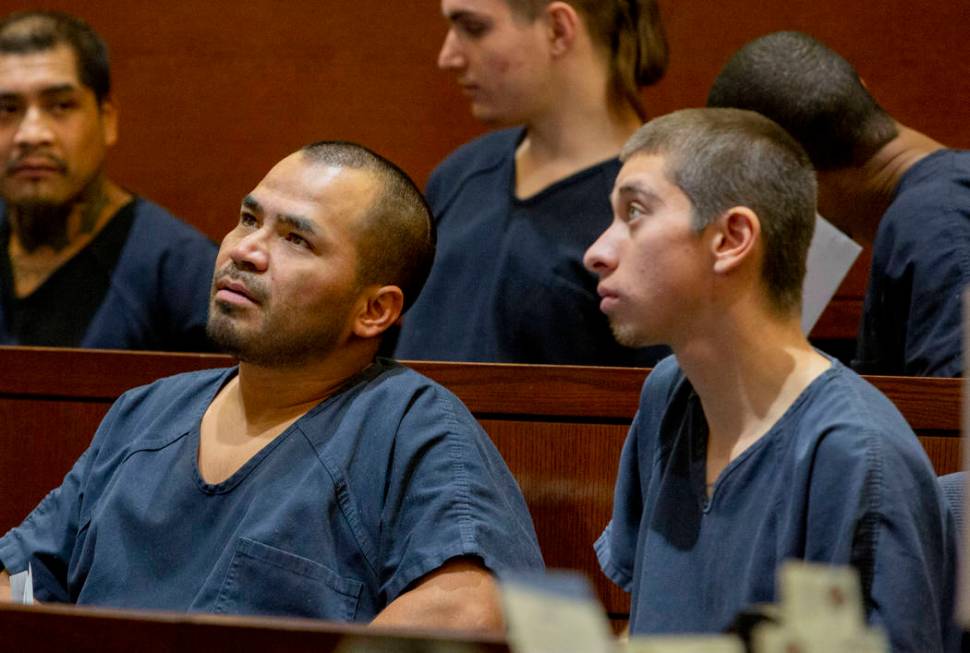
[249,154,379,231]
[0,44,82,92]
[613,153,691,208]
[442,0,517,20]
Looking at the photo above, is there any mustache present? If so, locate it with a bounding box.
[213,263,269,304]
[6,152,68,174]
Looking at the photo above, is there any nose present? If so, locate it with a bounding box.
[12,105,55,149]
[225,226,270,273]
[583,224,620,277]
[437,29,466,71]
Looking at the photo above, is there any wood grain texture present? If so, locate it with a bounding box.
[0,602,508,653]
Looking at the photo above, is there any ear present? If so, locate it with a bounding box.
[99,97,119,148]
[351,285,405,339]
[543,1,579,57]
[710,207,760,275]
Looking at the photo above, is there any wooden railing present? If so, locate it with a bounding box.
[0,346,961,619]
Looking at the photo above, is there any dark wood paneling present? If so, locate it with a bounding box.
[483,419,630,614]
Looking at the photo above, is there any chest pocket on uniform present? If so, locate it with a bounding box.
[214,537,363,621]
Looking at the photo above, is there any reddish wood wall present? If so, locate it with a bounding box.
[0,1,966,345]
[0,0,964,242]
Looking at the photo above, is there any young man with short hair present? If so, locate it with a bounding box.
[587,108,958,652]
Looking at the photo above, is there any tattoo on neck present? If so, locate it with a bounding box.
[10,187,109,253]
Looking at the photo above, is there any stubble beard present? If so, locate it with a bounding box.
[5,171,107,252]
[206,293,353,368]
[609,317,651,350]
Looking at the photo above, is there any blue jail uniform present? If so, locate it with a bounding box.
[596,355,959,652]
[0,359,543,621]
[0,197,217,351]
[394,128,667,366]
[854,149,970,376]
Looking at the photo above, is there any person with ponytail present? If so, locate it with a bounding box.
[394,0,670,365]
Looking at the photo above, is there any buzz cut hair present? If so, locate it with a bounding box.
[622,108,817,314]
[300,141,435,312]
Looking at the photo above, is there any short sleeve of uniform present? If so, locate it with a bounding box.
[596,357,681,593]
[377,384,544,601]
[0,391,130,602]
[806,421,958,652]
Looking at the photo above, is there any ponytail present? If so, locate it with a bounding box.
[614,0,668,120]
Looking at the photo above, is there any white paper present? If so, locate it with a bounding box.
[753,623,887,653]
[779,560,864,638]
[500,572,615,653]
[627,634,744,652]
[801,215,862,334]
[8,563,33,605]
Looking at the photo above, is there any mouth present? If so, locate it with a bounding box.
[597,285,620,313]
[7,161,65,178]
[214,277,261,307]
[457,81,479,96]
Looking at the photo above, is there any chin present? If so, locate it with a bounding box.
[609,318,660,349]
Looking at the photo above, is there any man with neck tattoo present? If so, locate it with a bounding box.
[0,11,216,351]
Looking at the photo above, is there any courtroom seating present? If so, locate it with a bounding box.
[0,346,963,622]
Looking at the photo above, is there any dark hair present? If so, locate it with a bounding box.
[707,31,897,170]
[0,11,111,104]
[622,108,817,314]
[506,0,668,120]
[300,141,436,312]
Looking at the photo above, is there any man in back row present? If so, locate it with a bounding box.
[588,109,958,651]
[0,11,215,350]
[708,31,970,377]
[0,141,543,628]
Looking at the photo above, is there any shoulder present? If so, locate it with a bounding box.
[638,355,687,410]
[350,360,480,432]
[884,149,970,227]
[113,368,228,417]
[126,197,217,252]
[95,367,232,448]
[426,128,522,209]
[787,363,930,473]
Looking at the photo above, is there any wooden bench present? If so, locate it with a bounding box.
[0,602,508,653]
[0,346,961,620]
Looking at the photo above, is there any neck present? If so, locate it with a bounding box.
[232,344,377,426]
[674,306,830,448]
[8,176,127,252]
[839,123,945,244]
[517,42,641,173]
[520,94,641,168]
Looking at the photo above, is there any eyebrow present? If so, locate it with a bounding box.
[241,195,319,236]
[613,182,663,206]
[0,83,78,101]
[39,84,78,97]
[444,9,483,22]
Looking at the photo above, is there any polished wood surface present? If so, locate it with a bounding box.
[0,602,507,653]
[0,347,962,618]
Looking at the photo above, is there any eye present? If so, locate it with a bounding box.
[285,232,312,250]
[455,17,490,38]
[627,202,647,221]
[0,100,22,119]
[239,212,258,228]
[47,98,79,115]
